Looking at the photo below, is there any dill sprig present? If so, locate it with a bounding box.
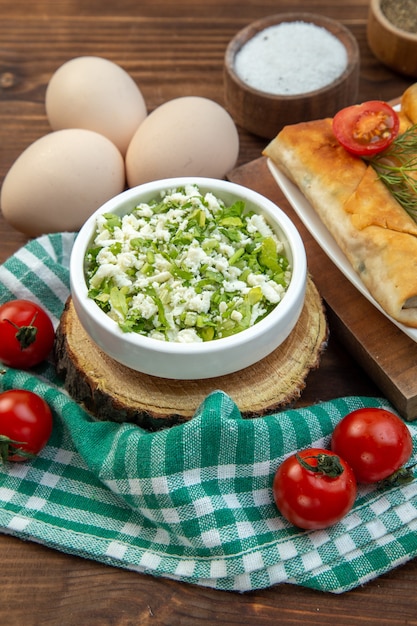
[368,124,417,221]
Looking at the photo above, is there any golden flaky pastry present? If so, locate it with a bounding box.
[263,101,417,327]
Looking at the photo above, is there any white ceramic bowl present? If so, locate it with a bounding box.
[70,177,307,379]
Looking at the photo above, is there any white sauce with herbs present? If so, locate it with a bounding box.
[85,184,292,343]
[234,21,348,96]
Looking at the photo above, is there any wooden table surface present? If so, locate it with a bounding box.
[1,1,416,624]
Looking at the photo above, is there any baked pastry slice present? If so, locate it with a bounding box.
[263,117,417,327]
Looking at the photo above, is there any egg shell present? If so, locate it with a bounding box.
[45,56,147,155]
[125,96,239,186]
[0,128,126,237]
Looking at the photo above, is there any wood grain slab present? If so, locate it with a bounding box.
[228,157,417,421]
[54,277,327,430]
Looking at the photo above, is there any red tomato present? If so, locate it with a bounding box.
[331,407,413,484]
[0,389,53,462]
[332,100,400,156]
[0,299,55,369]
[272,448,357,530]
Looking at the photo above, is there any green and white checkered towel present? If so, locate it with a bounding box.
[0,233,416,594]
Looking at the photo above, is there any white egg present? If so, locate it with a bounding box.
[45,56,147,155]
[125,96,239,186]
[0,129,125,237]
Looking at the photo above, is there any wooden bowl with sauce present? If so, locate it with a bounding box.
[367,0,417,77]
[224,13,360,139]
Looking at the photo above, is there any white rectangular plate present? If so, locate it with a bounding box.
[267,158,417,344]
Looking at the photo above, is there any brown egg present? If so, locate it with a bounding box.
[45,56,147,156]
[1,129,126,236]
[125,96,239,187]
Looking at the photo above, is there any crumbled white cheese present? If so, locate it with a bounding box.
[176,328,203,343]
[183,244,210,271]
[260,281,284,304]
[86,185,292,342]
[223,280,248,293]
[131,293,158,319]
[246,214,274,238]
[231,310,243,323]
[188,291,212,313]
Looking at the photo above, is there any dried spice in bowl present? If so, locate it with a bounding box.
[367,0,417,76]
[380,0,417,33]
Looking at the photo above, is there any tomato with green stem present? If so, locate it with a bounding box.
[272,448,357,530]
[332,100,400,157]
[0,389,53,462]
[0,299,55,369]
[331,408,414,485]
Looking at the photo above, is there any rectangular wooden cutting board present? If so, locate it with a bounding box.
[227,156,417,421]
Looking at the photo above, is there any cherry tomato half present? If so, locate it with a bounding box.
[272,448,357,530]
[0,299,55,369]
[0,389,53,462]
[331,408,413,484]
[332,100,400,157]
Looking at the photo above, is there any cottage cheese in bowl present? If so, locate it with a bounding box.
[86,184,292,344]
[70,177,307,379]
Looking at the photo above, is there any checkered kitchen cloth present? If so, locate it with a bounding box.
[0,233,416,594]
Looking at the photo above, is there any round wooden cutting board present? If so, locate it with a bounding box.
[54,276,328,430]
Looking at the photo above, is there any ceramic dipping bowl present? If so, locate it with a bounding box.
[70,177,307,380]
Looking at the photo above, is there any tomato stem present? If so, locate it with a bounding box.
[5,312,39,350]
[0,434,34,463]
[381,463,416,488]
[296,452,344,478]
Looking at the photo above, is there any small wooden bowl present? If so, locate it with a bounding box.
[367,0,417,77]
[224,13,360,139]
